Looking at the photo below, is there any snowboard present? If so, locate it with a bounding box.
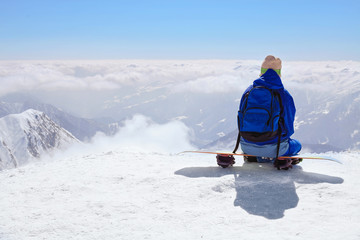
[179,150,342,164]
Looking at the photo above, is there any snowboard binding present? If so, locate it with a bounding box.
[216,154,235,168]
[274,158,303,170]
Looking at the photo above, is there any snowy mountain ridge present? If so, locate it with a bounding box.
[0,98,119,141]
[0,109,79,170]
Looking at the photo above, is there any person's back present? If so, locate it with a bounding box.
[234,55,302,169]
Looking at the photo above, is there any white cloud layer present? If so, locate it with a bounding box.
[0,60,257,95]
[1,60,359,97]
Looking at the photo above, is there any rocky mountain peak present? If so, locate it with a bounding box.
[0,109,79,170]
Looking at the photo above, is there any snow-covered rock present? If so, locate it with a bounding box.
[0,109,79,169]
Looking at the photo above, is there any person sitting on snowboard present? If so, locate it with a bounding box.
[235,55,302,169]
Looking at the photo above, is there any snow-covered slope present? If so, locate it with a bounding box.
[0,148,358,239]
[0,109,79,169]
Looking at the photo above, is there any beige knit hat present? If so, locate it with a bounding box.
[260,55,281,77]
[261,55,282,69]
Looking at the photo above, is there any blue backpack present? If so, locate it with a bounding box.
[233,86,284,154]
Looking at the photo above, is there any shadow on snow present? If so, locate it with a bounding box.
[175,162,343,220]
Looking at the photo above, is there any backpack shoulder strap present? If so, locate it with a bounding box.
[273,91,285,167]
[232,128,241,154]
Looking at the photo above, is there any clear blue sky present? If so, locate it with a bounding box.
[1,0,359,60]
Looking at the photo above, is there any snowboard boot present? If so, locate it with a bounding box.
[291,158,303,165]
[243,155,258,162]
[216,154,235,168]
[274,159,293,170]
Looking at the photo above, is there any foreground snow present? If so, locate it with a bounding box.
[0,149,359,240]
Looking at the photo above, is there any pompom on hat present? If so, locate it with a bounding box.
[260,55,282,76]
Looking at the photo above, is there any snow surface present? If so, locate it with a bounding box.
[0,147,359,240]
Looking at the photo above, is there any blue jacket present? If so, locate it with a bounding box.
[240,69,296,145]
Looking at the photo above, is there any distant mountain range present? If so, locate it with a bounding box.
[0,96,119,141]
